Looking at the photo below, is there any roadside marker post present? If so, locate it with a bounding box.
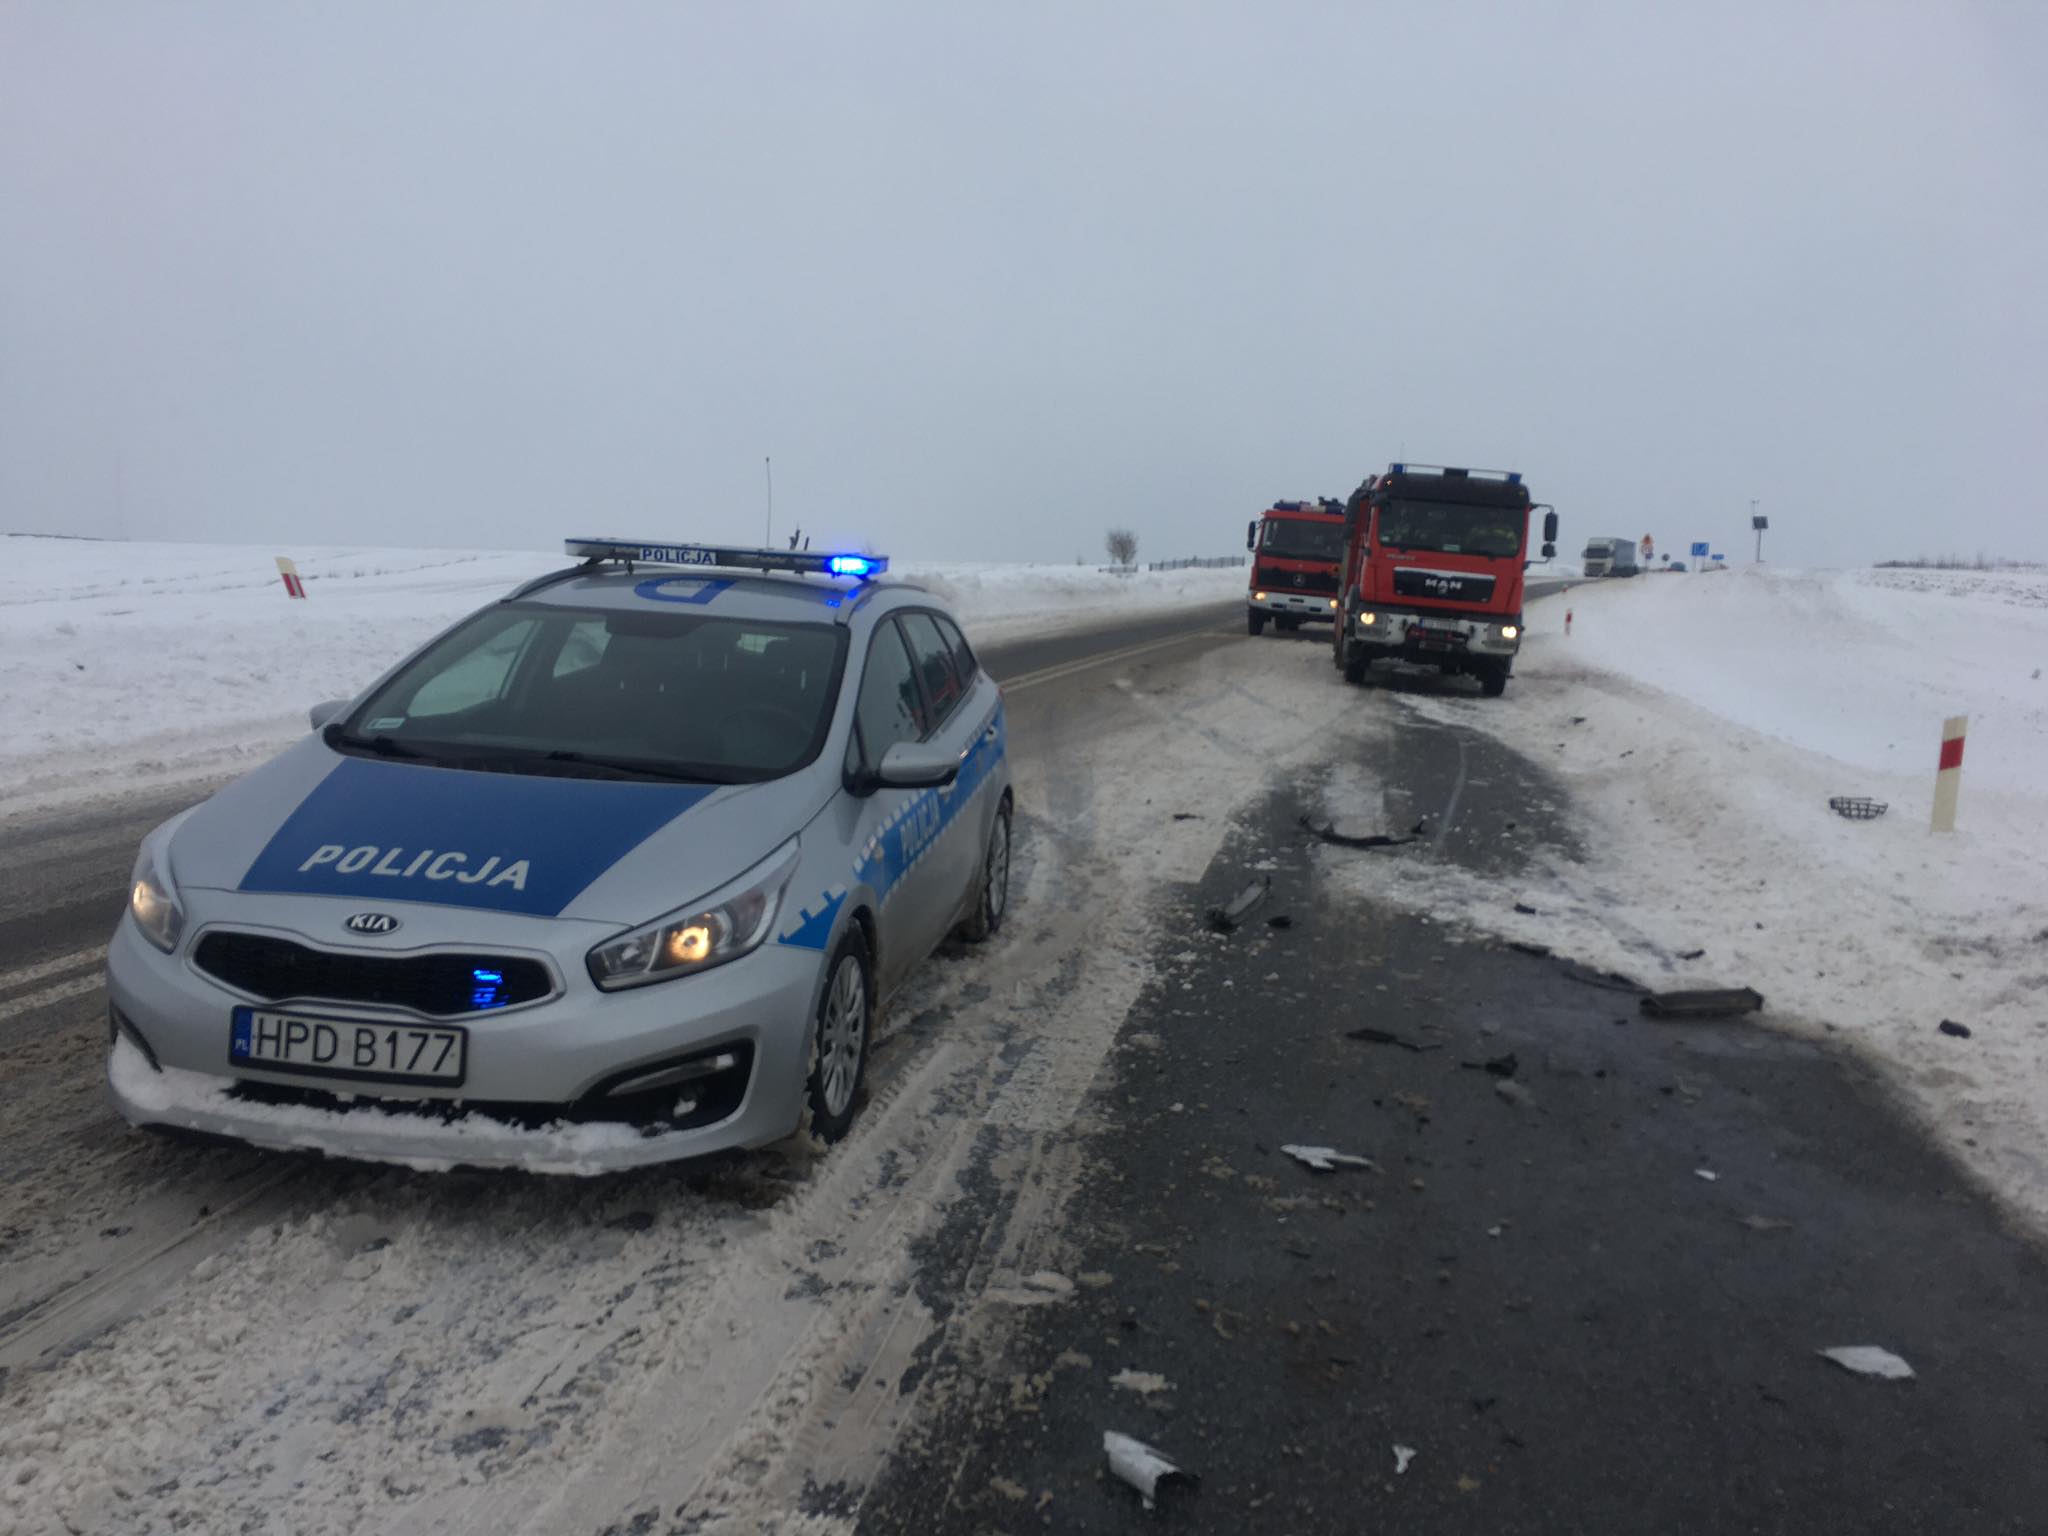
[275,556,307,599]
[1565,608,1573,636]
[1931,715,1967,832]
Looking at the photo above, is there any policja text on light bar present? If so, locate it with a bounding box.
[563,539,889,577]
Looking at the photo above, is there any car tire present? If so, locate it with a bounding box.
[1247,612,1266,636]
[802,931,872,1145]
[957,798,1012,943]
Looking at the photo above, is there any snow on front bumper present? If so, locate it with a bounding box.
[1351,608,1521,655]
[1250,590,1340,618]
[103,914,824,1174]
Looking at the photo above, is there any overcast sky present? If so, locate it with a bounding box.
[3,2,2042,567]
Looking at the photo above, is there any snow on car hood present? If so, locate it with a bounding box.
[167,735,830,925]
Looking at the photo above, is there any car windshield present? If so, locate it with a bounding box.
[333,602,847,783]
[1260,519,1345,562]
[1377,499,1525,559]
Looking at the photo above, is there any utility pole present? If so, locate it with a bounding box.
[764,457,774,547]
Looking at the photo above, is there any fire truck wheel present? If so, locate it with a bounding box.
[1276,616,1301,632]
[1247,612,1267,636]
[1342,645,1369,686]
[1478,662,1511,697]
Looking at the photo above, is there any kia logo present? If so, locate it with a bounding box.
[344,912,401,935]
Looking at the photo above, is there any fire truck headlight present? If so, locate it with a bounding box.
[1360,611,1377,626]
[1500,624,1520,641]
[1254,591,1267,601]
[1329,599,1339,609]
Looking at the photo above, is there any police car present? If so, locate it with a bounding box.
[105,539,1013,1173]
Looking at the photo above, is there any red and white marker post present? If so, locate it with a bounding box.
[1930,714,1967,832]
[275,556,307,599]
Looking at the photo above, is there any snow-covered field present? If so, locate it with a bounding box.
[1323,565,2048,1225]
[0,536,1242,817]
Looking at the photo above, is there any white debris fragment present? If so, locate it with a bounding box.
[1281,1144,1375,1172]
[1393,1444,1417,1474]
[987,1270,1076,1306]
[1694,1169,1719,1182]
[1104,1431,1189,1510]
[1111,1369,1173,1396]
[1820,1345,1915,1380]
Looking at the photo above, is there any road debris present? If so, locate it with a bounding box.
[1694,1169,1719,1182]
[1561,961,1650,994]
[1299,814,1427,850]
[1938,1019,1972,1039]
[1104,1432,1192,1510]
[1393,1445,1417,1475]
[1347,1025,1440,1053]
[1677,948,1706,961]
[1512,902,1539,915]
[1494,1080,1534,1108]
[1739,1214,1793,1232]
[1267,914,1294,929]
[1640,986,1765,1019]
[1828,796,1888,820]
[1819,1345,1915,1380]
[1460,1052,1519,1078]
[1282,1144,1376,1172]
[1205,877,1271,932]
[1508,940,1553,957]
[987,1270,1076,1306]
[1111,1369,1173,1396]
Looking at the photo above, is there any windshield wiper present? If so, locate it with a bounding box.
[323,725,435,760]
[541,749,744,784]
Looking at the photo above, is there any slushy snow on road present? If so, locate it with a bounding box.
[1321,564,2048,1226]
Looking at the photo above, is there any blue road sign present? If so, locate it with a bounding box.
[1691,541,1709,558]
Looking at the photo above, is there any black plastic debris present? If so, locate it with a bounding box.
[1938,1019,1972,1039]
[1460,1053,1519,1078]
[1205,877,1271,933]
[1299,814,1427,850]
[1640,987,1765,1019]
[1829,796,1888,820]
[1512,902,1539,916]
[1267,914,1293,929]
[1508,940,1553,958]
[1348,1026,1440,1053]
[1677,948,1706,961]
[1171,812,1201,821]
[1561,962,1649,994]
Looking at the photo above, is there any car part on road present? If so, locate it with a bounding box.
[1204,876,1271,932]
[1298,814,1426,849]
[1393,1445,1417,1475]
[1281,1143,1376,1172]
[1640,987,1765,1019]
[1829,796,1889,820]
[1819,1345,1915,1381]
[1103,1431,1192,1511]
[1938,1019,1972,1039]
[1346,1025,1439,1052]
[1460,1052,1519,1077]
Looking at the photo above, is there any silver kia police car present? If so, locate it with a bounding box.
[105,540,1012,1173]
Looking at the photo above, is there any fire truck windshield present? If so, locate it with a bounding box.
[1259,519,1346,561]
[1376,500,1524,559]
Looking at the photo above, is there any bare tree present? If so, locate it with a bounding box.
[1105,528,1138,567]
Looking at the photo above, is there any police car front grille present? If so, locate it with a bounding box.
[193,932,555,1016]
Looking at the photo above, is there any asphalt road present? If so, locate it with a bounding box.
[856,670,2048,1533]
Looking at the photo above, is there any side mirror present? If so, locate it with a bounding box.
[875,740,960,790]
[1245,520,1257,552]
[1541,543,1556,560]
[1542,509,1559,544]
[309,699,349,731]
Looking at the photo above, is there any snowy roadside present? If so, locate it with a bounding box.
[1320,565,2048,1227]
[0,537,1242,819]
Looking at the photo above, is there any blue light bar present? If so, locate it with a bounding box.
[564,538,889,578]
[1382,463,1524,485]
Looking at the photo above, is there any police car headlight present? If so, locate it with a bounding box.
[587,841,800,990]
[128,849,184,954]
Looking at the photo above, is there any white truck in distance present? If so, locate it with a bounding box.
[1582,537,1640,577]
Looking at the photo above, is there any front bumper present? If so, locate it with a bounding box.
[1250,590,1341,619]
[1348,608,1521,661]
[104,913,824,1174]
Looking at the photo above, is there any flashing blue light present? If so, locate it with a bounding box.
[1389,462,1405,474]
[827,555,875,577]
[471,967,507,1010]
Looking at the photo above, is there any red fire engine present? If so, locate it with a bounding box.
[1332,464,1557,697]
